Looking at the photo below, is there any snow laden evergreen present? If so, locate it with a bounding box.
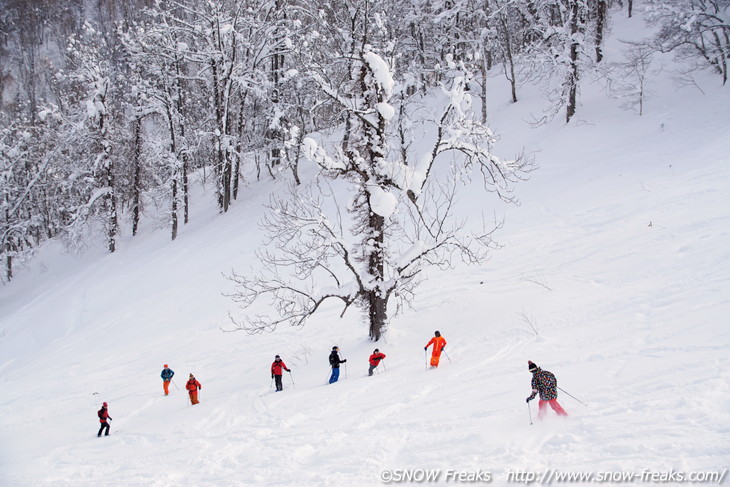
[227,6,533,341]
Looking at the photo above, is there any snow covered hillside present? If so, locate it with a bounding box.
[1,14,729,487]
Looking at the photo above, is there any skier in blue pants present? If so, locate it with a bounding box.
[329,346,346,383]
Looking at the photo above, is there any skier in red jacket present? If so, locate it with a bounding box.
[97,402,112,437]
[186,374,202,405]
[270,355,291,391]
[368,349,386,376]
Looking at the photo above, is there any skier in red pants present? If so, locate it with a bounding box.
[526,361,568,419]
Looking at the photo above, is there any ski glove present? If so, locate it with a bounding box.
[424,347,427,351]
[441,347,445,352]
[271,374,274,378]
[342,359,347,363]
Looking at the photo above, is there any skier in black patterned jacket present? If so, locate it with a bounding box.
[526,361,568,419]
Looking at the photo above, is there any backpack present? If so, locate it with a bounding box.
[98,408,105,420]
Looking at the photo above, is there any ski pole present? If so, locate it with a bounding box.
[270,376,274,392]
[288,370,295,388]
[171,379,180,391]
[344,361,348,380]
[527,402,533,425]
[443,349,452,363]
[381,360,387,372]
[558,387,587,406]
[424,349,428,370]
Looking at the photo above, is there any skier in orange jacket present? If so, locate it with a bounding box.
[186,374,202,405]
[424,331,447,367]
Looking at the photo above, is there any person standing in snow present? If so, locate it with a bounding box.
[271,355,291,391]
[161,364,175,396]
[186,373,202,405]
[526,361,568,419]
[424,331,447,368]
[368,349,386,376]
[329,346,347,384]
[97,402,112,437]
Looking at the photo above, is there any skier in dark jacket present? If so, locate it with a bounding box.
[368,349,386,376]
[161,364,175,396]
[97,402,112,437]
[526,361,567,419]
[270,355,291,391]
[328,346,347,384]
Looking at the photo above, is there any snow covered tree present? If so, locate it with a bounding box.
[228,1,533,341]
[58,24,124,253]
[605,43,655,115]
[646,0,730,85]
[0,106,67,281]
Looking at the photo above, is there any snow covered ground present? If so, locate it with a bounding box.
[1,12,729,487]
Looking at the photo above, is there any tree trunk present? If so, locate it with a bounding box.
[211,58,226,212]
[132,117,142,236]
[4,253,10,282]
[105,160,117,253]
[166,103,179,241]
[173,57,190,224]
[98,108,117,253]
[566,0,580,123]
[171,178,178,241]
[367,209,386,341]
[480,54,488,123]
[499,14,518,103]
[4,203,11,281]
[595,0,607,63]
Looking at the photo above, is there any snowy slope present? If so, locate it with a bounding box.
[1,13,729,487]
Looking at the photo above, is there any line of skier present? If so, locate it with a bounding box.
[95,330,568,436]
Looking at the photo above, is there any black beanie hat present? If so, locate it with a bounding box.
[528,361,538,372]
[435,330,441,337]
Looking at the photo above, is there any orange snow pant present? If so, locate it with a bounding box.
[538,399,567,418]
[430,351,442,367]
[163,381,170,395]
[189,391,199,405]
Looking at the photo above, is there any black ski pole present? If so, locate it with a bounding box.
[558,386,587,406]
[424,349,428,370]
[288,370,295,388]
[270,376,274,392]
[527,402,533,425]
